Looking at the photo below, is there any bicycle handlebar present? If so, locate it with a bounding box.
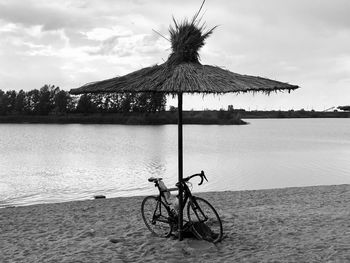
[183,170,208,185]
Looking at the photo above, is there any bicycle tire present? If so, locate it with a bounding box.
[187,196,223,243]
[141,196,172,238]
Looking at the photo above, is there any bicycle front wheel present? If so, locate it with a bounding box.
[141,196,172,238]
[187,196,223,243]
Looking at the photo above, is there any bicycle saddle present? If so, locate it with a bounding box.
[148,177,163,182]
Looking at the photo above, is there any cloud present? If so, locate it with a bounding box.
[83,27,132,41]
[0,1,86,31]
[87,36,121,56]
[0,0,349,110]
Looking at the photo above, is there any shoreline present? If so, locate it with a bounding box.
[2,183,349,209]
[1,184,349,262]
[0,110,349,125]
[0,112,247,125]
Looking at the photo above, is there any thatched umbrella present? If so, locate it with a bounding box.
[70,13,298,240]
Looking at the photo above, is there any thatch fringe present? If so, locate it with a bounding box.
[70,63,298,95]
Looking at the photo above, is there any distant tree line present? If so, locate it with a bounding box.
[338,106,350,111]
[0,85,166,115]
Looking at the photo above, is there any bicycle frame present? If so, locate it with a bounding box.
[151,197,172,224]
[178,181,209,222]
[153,180,208,227]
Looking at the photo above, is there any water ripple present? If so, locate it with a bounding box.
[1,119,350,207]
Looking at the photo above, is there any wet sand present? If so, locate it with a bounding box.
[1,184,349,262]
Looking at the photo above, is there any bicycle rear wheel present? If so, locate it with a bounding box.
[187,196,223,243]
[141,196,172,238]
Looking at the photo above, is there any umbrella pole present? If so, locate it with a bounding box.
[177,92,183,241]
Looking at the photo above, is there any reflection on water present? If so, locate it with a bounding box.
[0,119,350,207]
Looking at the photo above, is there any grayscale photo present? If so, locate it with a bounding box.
[0,0,349,262]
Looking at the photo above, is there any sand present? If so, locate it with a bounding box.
[1,184,350,262]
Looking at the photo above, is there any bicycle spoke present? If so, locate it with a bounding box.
[141,196,172,237]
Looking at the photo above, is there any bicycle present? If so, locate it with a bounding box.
[141,171,223,243]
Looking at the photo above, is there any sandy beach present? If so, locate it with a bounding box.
[1,184,349,262]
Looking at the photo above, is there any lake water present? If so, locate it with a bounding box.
[1,119,350,207]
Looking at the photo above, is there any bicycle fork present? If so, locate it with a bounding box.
[190,200,208,222]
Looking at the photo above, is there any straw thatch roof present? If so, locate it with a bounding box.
[70,13,298,95]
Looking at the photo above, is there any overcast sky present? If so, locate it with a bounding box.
[0,0,349,110]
